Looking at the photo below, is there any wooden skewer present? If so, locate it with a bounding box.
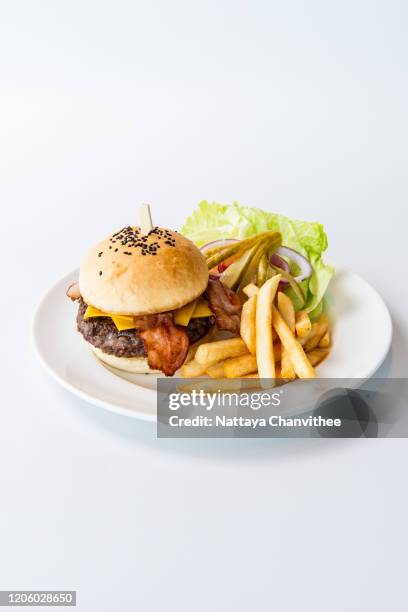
[139,203,153,235]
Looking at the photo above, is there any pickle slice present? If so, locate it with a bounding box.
[205,231,281,270]
[256,253,269,287]
[270,263,306,306]
[236,242,266,295]
[220,244,259,289]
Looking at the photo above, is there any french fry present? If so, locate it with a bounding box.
[184,346,196,364]
[301,314,329,351]
[256,275,281,381]
[280,346,295,378]
[277,292,296,330]
[179,359,208,378]
[318,330,331,348]
[295,310,312,338]
[272,305,316,378]
[273,341,282,363]
[306,348,330,367]
[254,366,282,381]
[206,361,227,378]
[240,295,257,354]
[195,338,248,366]
[243,283,259,298]
[184,327,216,363]
[277,292,296,379]
[224,354,258,378]
[242,283,279,340]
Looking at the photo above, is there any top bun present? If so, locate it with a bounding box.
[79,226,209,315]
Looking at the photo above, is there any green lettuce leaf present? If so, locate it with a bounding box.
[182,201,334,313]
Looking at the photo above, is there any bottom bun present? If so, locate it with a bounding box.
[86,343,159,374]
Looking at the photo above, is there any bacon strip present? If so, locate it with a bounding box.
[135,314,189,376]
[206,278,241,335]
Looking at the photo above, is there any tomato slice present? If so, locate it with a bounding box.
[217,255,238,273]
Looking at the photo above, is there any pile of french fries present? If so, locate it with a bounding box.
[180,274,331,382]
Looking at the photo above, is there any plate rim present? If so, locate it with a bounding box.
[32,266,393,422]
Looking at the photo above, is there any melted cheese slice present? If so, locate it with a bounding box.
[85,297,213,331]
[173,299,198,326]
[84,305,136,331]
[192,299,213,318]
[173,298,212,326]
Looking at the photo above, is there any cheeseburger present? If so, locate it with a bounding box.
[66,225,241,376]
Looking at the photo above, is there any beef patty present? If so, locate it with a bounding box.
[76,299,213,358]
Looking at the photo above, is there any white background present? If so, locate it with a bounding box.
[1,1,408,610]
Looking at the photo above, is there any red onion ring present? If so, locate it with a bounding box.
[200,239,313,284]
[274,246,312,282]
[270,254,290,273]
[200,238,239,254]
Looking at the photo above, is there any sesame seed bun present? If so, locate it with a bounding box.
[87,343,159,374]
[79,226,209,315]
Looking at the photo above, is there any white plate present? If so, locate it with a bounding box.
[32,268,392,421]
